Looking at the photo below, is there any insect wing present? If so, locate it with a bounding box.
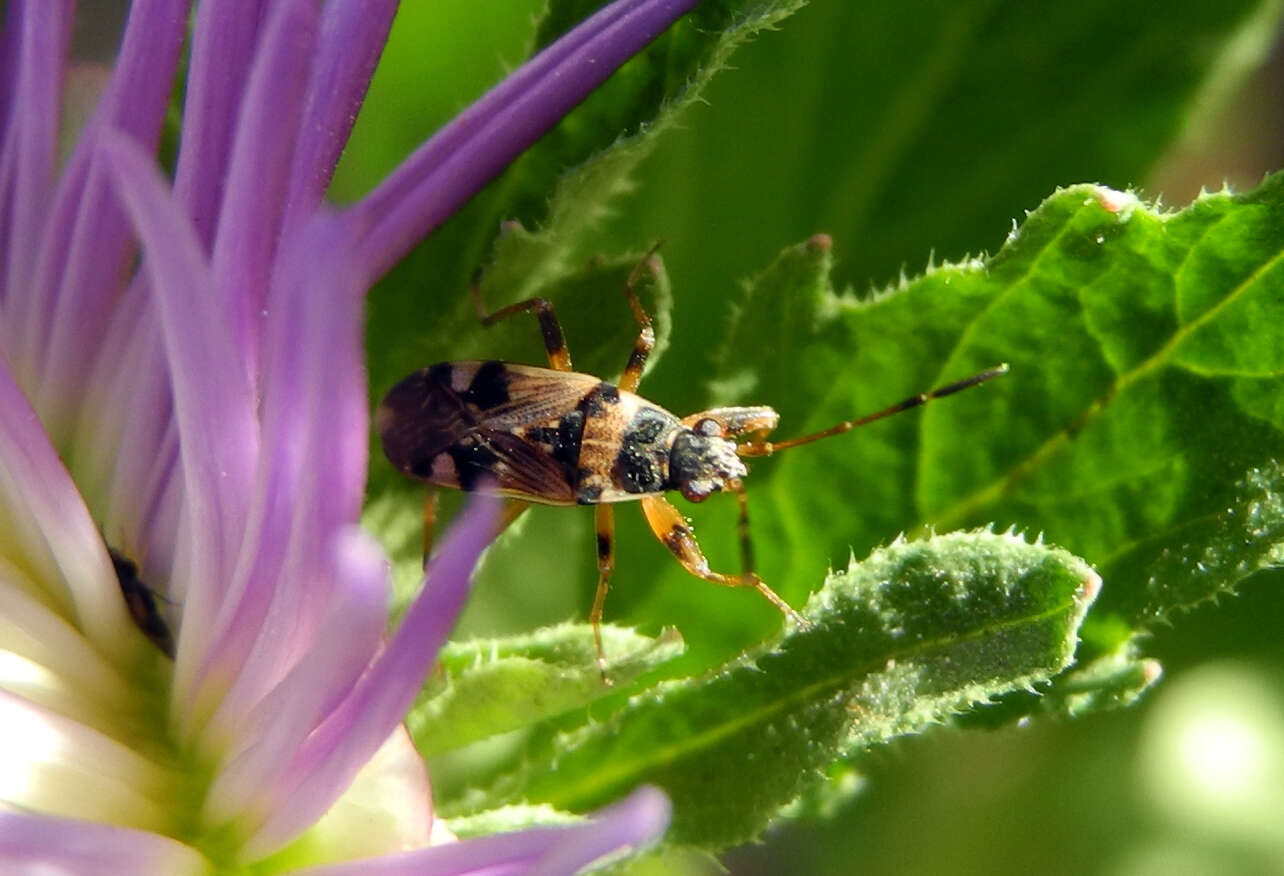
[379,362,601,504]
[468,428,579,501]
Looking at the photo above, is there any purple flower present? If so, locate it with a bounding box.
[0,0,692,871]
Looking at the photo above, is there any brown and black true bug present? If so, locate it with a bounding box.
[376,250,1007,677]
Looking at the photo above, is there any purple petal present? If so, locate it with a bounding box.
[171,0,268,245]
[98,132,258,674]
[183,212,369,739]
[203,528,388,826]
[290,786,672,876]
[66,0,256,537]
[23,0,188,436]
[71,299,181,583]
[0,1,69,320]
[237,495,500,858]
[0,2,18,130]
[0,579,138,720]
[0,339,146,665]
[0,688,181,826]
[283,0,399,228]
[210,0,317,372]
[350,0,700,281]
[0,812,207,875]
[527,786,672,876]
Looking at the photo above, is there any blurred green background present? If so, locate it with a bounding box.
[329,1,1284,873]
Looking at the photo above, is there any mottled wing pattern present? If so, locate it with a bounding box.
[377,361,602,505]
[469,429,577,501]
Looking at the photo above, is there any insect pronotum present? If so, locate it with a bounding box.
[377,249,1007,679]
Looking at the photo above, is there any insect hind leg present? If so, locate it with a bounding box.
[734,485,757,583]
[422,489,530,569]
[470,272,573,372]
[422,487,440,570]
[590,504,616,684]
[639,494,806,628]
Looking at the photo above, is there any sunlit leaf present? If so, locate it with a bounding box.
[477,531,1097,847]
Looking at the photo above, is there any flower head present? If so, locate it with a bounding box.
[0,0,692,870]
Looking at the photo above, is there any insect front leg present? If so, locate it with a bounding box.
[470,274,573,372]
[590,503,616,684]
[639,494,806,628]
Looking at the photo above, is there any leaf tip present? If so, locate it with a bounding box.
[1079,568,1103,606]
[1089,185,1140,218]
[805,232,833,252]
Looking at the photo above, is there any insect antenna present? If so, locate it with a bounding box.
[737,363,1009,458]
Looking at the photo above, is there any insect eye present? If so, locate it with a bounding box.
[694,418,722,437]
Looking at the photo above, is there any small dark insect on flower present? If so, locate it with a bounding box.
[377,249,1007,679]
[110,548,175,659]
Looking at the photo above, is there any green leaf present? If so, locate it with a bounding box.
[1045,646,1164,719]
[776,763,866,823]
[958,640,1164,729]
[479,531,1097,848]
[444,803,581,840]
[408,624,684,757]
[613,1,1282,421]
[1128,461,1284,626]
[512,0,810,239]
[644,179,1284,674]
[338,0,1284,865]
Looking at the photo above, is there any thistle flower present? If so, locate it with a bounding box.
[0,0,694,871]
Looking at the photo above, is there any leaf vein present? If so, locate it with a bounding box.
[929,198,1284,528]
[544,592,1077,806]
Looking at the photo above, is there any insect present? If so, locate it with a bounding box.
[376,250,1007,679]
[110,548,175,659]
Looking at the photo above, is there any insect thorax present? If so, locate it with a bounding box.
[577,393,680,503]
[581,393,747,504]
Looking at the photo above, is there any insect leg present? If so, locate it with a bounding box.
[422,487,440,570]
[590,503,615,684]
[734,485,756,580]
[639,494,806,627]
[498,499,532,535]
[617,243,663,393]
[423,491,529,568]
[470,273,573,371]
